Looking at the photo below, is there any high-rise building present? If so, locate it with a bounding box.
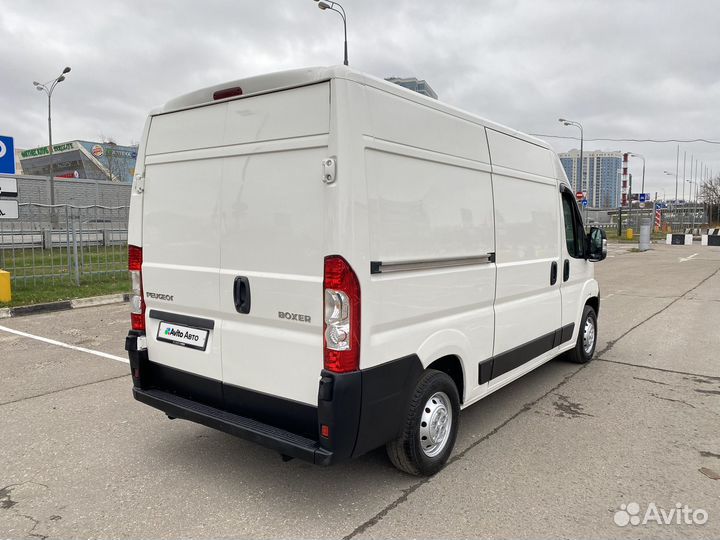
[559,150,622,208]
[385,77,438,99]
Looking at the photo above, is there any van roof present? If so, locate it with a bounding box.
[157,65,551,150]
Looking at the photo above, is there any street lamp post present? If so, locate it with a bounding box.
[629,153,645,232]
[664,170,678,230]
[688,177,696,230]
[558,118,584,194]
[674,144,679,204]
[559,118,585,223]
[33,67,71,207]
[315,0,348,66]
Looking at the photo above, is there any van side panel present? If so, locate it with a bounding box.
[365,87,491,163]
[362,88,496,401]
[487,129,562,380]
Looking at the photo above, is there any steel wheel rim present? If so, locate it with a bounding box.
[583,316,596,354]
[419,391,452,458]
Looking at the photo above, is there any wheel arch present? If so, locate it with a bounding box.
[427,355,465,404]
[586,295,599,316]
[416,329,470,403]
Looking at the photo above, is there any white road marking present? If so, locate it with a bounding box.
[679,253,699,262]
[0,324,128,364]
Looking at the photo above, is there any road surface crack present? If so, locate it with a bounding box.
[649,392,696,408]
[342,362,590,539]
[632,376,670,386]
[695,389,720,396]
[0,482,50,540]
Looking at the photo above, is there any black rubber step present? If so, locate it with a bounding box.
[134,388,333,465]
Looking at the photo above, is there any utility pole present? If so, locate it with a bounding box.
[628,173,633,231]
[674,144,679,204]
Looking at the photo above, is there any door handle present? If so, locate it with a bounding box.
[550,261,558,286]
[563,259,570,282]
[233,276,251,314]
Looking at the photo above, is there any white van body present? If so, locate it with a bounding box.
[126,66,603,474]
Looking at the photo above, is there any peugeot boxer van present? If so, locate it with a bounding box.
[125,66,607,475]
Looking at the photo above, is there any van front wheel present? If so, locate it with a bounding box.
[566,305,597,363]
[386,369,459,476]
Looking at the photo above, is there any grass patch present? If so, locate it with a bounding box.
[1,246,127,278]
[1,274,130,308]
[604,230,666,243]
[1,245,129,307]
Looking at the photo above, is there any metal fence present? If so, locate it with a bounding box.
[0,203,128,288]
[596,206,710,236]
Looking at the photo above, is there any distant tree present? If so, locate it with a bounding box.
[700,175,720,225]
[700,176,720,205]
[99,134,122,183]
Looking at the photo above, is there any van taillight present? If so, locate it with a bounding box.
[128,245,145,332]
[323,256,360,373]
[213,86,243,100]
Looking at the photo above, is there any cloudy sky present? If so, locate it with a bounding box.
[2,0,719,198]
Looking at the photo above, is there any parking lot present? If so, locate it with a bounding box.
[1,243,719,539]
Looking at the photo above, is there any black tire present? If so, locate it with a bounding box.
[386,369,460,476]
[565,305,597,363]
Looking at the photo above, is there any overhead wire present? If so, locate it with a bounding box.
[529,134,720,145]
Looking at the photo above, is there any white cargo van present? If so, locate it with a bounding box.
[126,66,607,475]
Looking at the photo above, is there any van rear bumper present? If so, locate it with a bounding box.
[126,332,423,465]
[132,386,334,465]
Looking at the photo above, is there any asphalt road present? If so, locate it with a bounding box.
[1,243,719,539]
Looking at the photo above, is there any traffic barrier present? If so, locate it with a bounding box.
[701,235,720,246]
[666,233,693,245]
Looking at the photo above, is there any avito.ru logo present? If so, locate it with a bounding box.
[614,502,708,527]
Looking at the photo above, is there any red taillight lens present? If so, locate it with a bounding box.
[323,255,360,373]
[130,312,145,332]
[128,245,145,331]
[128,244,142,271]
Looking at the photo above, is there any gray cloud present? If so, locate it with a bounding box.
[2,0,719,196]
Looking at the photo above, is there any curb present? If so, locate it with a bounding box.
[0,293,129,319]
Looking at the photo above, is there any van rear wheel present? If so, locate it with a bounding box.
[386,369,459,476]
[565,305,597,363]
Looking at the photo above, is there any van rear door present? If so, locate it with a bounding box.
[218,83,330,406]
[141,104,226,382]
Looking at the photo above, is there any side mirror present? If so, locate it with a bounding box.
[587,227,607,262]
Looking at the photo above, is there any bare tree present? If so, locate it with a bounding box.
[98,134,122,183]
[700,175,720,225]
[700,176,720,205]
